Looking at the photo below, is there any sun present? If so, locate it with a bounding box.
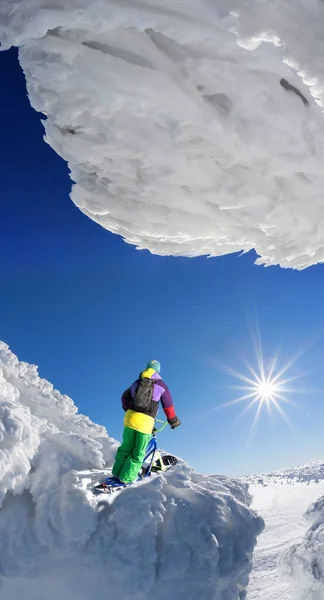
[217,327,308,440]
[256,379,278,401]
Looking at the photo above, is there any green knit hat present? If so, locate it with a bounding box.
[147,360,161,374]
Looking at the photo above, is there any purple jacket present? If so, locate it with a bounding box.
[122,371,176,422]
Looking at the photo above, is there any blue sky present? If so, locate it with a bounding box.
[1,47,324,476]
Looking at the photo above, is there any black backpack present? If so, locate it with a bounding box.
[132,378,155,413]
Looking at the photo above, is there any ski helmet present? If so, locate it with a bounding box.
[147,360,161,374]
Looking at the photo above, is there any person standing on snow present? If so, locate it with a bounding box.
[112,360,180,484]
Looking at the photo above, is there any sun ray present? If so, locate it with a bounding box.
[281,387,319,394]
[274,393,300,409]
[271,345,309,383]
[270,398,293,428]
[227,385,260,391]
[217,391,258,410]
[220,365,258,387]
[243,358,262,385]
[237,395,261,418]
[278,373,307,386]
[267,354,278,382]
[274,399,300,412]
[247,399,264,444]
[252,321,266,383]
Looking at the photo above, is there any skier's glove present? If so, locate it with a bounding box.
[168,416,181,429]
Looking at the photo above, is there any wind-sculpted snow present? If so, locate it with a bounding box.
[247,461,324,486]
[0,341,263,600]
[2,1,324,268]
[280,494,324,599]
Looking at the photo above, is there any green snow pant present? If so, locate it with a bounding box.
[112,427,151,483]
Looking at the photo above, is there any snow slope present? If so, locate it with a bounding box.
[281,492,324,600]
[2,0,324,268]
[246,464,324,600]
[0,341,263,600]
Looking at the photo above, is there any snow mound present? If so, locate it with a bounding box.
[2,0,324,268]
[280,494,324,599]
[0,341,263,600]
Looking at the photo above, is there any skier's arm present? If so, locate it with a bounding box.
[160,384,181,428]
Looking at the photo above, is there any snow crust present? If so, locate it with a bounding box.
[247,476,324,600]
[2,0,324,268]
[281,492,324,599]
[246,463,324,600]
[0,341,263,600]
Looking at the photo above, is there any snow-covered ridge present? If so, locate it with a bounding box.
[2,0,324,268]
[0,341,263,600]
[247,461,324,487]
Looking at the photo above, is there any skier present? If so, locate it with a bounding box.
[111,360,180,485]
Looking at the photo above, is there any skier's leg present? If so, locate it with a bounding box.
[118,431,151,483]
[112,427,136,478]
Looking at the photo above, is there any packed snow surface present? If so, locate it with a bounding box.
[0,341,262,600]
[2,0,324,268]
[247,464,324,600]
[281,492,324,600]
